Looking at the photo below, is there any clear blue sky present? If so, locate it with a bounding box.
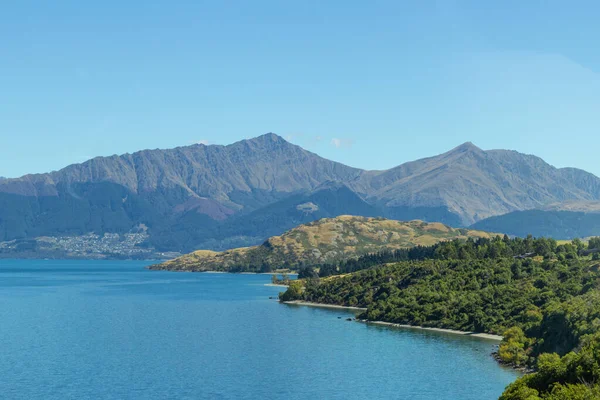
[2,1,600,177]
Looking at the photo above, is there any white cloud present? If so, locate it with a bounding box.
[330,138,354,149]
[197,139,210,145]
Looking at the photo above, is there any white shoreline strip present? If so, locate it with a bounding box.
[363,320,503,341]
[283,300,367,311]
[283,300,503,341]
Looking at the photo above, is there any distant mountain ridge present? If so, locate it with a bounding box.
[1,133,600,253]
[0,134,361,204]
[357,143,600,224]
[471,209,600,239]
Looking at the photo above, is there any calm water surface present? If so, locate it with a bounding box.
[0,260,520,399]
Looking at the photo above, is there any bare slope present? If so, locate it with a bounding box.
[356,143,600,224]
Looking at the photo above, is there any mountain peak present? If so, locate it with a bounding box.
[439,142,486,160]
[252,132,287,143]
[452,141,482,152]
[237,132,292,150]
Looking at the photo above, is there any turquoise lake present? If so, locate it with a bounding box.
[0,260,520,399]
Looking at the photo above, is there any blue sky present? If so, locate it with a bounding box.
[1,1,599,177]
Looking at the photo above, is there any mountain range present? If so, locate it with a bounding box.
[2,133,600,254]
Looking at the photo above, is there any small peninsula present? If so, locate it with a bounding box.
[149,216,496,273]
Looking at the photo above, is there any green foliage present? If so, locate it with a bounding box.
[271,274,292,285]
[278,281,303,302]
[293,256,595,338]
[498,378,540,400]
[298,267,319,279]
[589,237,600,250]
[498,327,530,366]
[544,384,600,400]
[502,332,600,399]
[314,234,580,279]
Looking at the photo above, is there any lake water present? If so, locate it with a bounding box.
[0,260,520,399]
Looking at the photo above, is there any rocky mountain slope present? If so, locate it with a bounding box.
[169,181,382,251]
[357,143,600,224]
[150,216,497,272]
[2,133,600,253]
[0,134,361,249]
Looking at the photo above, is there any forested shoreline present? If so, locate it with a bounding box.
[281,236,600,399]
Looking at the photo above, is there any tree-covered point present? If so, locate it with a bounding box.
[281,237,600,399]
[296,257,595,337]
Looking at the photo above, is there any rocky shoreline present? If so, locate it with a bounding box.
[282,300,367,312]
[491,351,533,373]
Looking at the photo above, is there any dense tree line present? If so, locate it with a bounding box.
[282,237,600,399]
[311,244,438,277]
[299,235,586,279]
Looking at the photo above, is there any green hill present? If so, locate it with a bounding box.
[149,216,496,272]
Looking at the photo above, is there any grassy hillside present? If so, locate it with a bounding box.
[150,216,496,272]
